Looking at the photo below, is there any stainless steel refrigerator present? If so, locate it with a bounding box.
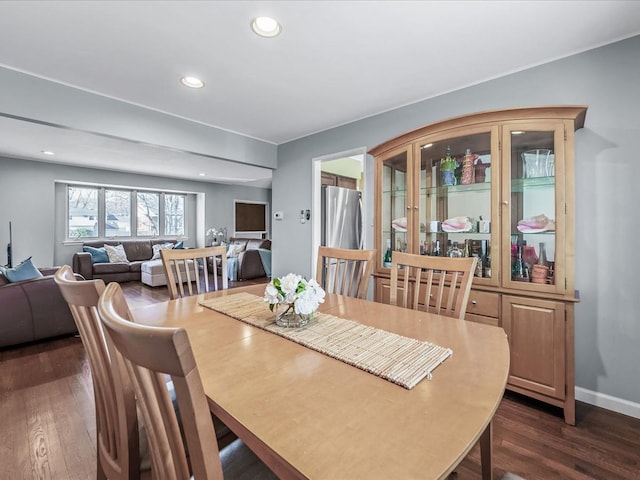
[321,185,363,249]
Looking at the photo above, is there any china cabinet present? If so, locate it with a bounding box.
[369,106,587,425]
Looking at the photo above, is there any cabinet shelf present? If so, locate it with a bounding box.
[422,182,492,196]
[511,176,555,192]
[382,188,407,195]
[442,231,491,236]
[513,230,556,236]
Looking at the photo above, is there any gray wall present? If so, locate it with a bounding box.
[0,156,271,268]
[272,35,640,407]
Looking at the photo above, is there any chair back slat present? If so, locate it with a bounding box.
[389,252,477,320]
[161,246,227,300]
[98,282,224,480]
[316,246,376,299]
[54,265,140,480]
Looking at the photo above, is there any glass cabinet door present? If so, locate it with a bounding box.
[416,127,498,285]
[503,123,565,292]
[379,148,410,269]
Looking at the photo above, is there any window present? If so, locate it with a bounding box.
[137,192,159,236]
[105,189,131,237]
[68,186,99,239]
[165,194,185,236]
[66,184,187,240]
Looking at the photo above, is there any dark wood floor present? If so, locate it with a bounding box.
[2,280,639,479]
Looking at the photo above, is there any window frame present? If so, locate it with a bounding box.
[65,183,188,241]
[136,191,161,237]
[105,188,132,238]
[67,185,100,240]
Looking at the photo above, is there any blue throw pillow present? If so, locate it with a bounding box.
[83,245,109,263]
[174,241,184,249]
[0,257,43,283]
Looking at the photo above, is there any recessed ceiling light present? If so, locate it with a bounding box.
[180,76,205,89]
[199,172,207,177]
[251,16,281,38]
[41,150,55,155]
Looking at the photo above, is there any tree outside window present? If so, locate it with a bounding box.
[165,194,185,236]
[137,192,159,236]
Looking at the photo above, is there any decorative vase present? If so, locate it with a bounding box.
[441,169,456,186]
[474,158,489,183]
[275,304,312,328]
[461,149,477,185]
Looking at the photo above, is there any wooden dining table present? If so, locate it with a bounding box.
[131,284,509,480]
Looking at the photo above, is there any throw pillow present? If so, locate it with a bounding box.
[174,241,184,249]
[0,257,43,283]
[83,245,109,263]
[104,244,129,263]
[151,242,175,260]
[226,243,246,258]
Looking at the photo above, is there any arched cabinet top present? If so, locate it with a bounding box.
[368,105,587,157]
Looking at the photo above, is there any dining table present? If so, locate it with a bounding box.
[131,284,510,480]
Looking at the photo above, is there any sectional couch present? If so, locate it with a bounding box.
[72,237,271,285]
[72,239,179,282]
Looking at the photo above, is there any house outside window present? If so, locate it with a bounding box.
[68,186,99,239]
[105,189,131,237]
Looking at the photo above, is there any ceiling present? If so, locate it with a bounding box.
[1,1,639,187]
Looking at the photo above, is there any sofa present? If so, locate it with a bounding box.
[72,239,180,282]
[0,267,77,349]
[224,237,271,281]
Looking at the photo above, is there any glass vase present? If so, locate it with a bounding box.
[441,169,456,186]
[275,304,312,328]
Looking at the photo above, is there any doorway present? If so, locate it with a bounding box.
[311,147,372,279]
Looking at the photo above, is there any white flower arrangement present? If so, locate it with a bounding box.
[264,273,326,316]
[206,227,227,246]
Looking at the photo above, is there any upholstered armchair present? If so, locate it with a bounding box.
[218,237,271,281]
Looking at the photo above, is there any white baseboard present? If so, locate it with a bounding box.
[575,387,640,419]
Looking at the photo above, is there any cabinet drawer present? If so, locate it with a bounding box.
[465,312,499,327]
[466,291,499,318]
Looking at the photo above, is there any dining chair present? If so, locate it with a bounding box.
[97,282,278,480]
[54,265,144,480]
[316,246,376,299]
[161,246,228,300]
[389,252,477,320]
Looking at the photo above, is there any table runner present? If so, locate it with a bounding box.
[199,292,452,389]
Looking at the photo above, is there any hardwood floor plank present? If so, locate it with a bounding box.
[0,389,30,479]
[25,386,55,479]
[50,380,95,480]
[454,392,640,480]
